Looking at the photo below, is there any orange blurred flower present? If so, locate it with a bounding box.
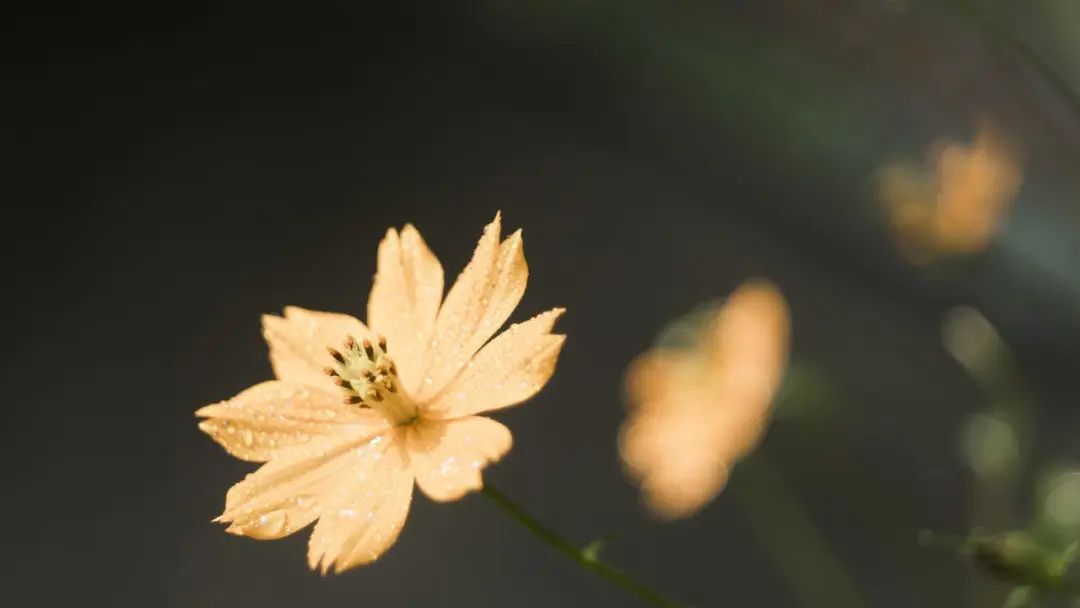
[878,122,1022,263]
[619,281,790,520]
[197,213,565,573]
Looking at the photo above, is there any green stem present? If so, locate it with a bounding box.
[481,483,688,608]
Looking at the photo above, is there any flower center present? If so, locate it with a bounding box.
[325,335,418,426]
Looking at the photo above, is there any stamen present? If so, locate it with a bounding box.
[326,347,345,364]
[323,336,414,425]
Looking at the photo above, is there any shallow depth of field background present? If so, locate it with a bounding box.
[7,1,1080,606]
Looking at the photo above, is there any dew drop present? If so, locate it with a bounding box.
[438,456,458,476]
[243,510,289,538]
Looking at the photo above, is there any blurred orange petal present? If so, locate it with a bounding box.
[878,121,1022,262]
[620,280,789,520]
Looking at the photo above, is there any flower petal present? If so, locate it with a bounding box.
[424,308,565,418]
[619,397,732,520]
[622,353,680,408]
[618,280,791,520]
[406,416,511,502]
[307,436,414,573]
[196,381,385,462]
[262,306,371,394]
[367,224,444,395]
[705,280,790,446]
[417,213,528,400]
[216,426,389,542]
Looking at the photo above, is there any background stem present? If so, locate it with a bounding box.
[732,452,868,608]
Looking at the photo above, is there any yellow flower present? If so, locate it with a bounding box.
[878,121,1022,263]
[619,280,789,520]
[196,213,565,573]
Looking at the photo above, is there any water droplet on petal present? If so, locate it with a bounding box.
[244,510,288,539]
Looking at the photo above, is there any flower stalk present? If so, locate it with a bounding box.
[481,483,688,608]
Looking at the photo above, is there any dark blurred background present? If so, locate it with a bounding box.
[6,1,1080,606]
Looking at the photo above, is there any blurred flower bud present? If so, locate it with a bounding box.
[877,121,1022,264]
[967,532,1073,589]
[1039,469,1080,532]
[942,306,1005,382]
